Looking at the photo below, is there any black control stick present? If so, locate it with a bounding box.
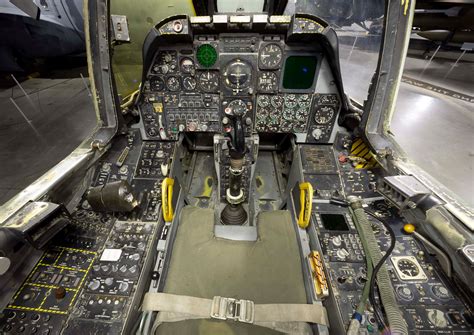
[221,100,248,225]
[227,113,246,160]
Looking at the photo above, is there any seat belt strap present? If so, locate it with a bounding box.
[142,292,329,326]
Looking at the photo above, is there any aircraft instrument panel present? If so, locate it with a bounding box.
[139,19,341,143]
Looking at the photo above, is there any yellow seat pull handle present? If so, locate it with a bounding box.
[162,177,175,221]
[298,182,313,228]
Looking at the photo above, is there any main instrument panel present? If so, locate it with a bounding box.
[140,28,341,143]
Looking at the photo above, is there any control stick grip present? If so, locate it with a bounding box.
[228,115,246,158]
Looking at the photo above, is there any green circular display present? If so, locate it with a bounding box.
[196,44,217,68]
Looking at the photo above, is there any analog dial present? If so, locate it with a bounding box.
[153,50,178,74]
[314,105,335,124]
[271,95,283,108]
[182,76,197,91]
[224,59,252,90]
[180,57,195,73]
[398,259,420,277]
[197,71,219,92]
[281,121,293,132]
[259,44,283,69]
[166,76,180,91]
[296,108,309,119]
[150,76,165,91]
[257,95,270,108]
[298,94,312,108]
[258,72,278,93]
[282,109,294,121]
[225,100,248,116]
[284,94,297,109]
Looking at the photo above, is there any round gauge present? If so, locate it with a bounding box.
[296,108,309,119]
[282,109,294,121]
[182,76,197,91]
[149,76,165,91]
[224,59,252,90]
[166,76,180,91]
[284,94,298,109]
[197,71,219,92]
[396,286,414,301]
[271,95,283,108]
[268,117,280,131]
[256,111,268,121]
[427,309,448,328]
[281,121,293,132]
[314,105,335,124]
[257,95,270,108]
[154,50,178,74]
[269,108,280,118]
[225,99,248,116]
[431,285,451,300]
[298,94,311,108]
[398,259,420,277]
[196,44,218,68]
[180,57,195,73]
[259,44,283,69]
[294,121,307,133]
[258,72,278,93]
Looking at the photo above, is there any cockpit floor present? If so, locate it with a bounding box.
[157,206,308,334]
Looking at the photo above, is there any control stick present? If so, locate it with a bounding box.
[221,100,248,225]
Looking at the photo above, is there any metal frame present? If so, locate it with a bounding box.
[0,0,121,226]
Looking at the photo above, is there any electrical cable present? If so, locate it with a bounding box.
[365,209,396,330]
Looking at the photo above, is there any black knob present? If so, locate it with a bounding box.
[151,271,160,281]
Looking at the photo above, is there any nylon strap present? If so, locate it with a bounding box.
[142,292,329,326]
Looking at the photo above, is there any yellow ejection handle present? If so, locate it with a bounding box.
[298,182,313,228]
[162,177,174,221]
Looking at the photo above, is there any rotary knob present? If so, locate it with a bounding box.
[119,282,129,293]
[332,236,342,247]
[312,128,323,140]
[88,279,100,291]
[336,248,349,260]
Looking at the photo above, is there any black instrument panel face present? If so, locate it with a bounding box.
[140,34,340,142]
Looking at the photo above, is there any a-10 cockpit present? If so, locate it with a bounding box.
[0,5,472,335]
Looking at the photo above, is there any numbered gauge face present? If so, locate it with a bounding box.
[314,105,335,124]
[296,108,309,119]
[224,59,252,89]
[271,95,283,108]
[397,259,420,277]
[282,109,294,120]
[258,72,278,93]
[153,50,178,74]
[150,76,165,91]
[298,94,312,108]
[182,76,197,91]
[166,75,180,91]
[180,57,195,73]
[257,95,270,108]
[284,94,297,109]
[197,71,219,92]
[259,44,283,69]
[225,99,248,116]
[280,121,293,132]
